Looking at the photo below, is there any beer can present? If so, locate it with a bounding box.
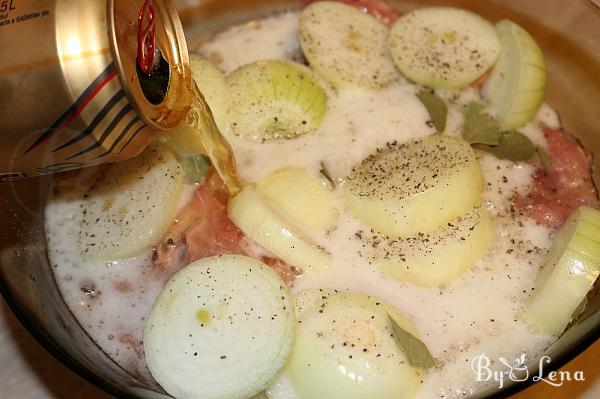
[0,0,193,181]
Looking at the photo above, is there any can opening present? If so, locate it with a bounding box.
[136,48,170,105]
[111,0,192,130]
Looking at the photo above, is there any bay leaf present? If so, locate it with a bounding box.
[537,146,552,171]
[388,313,439,369]
[463,102,501,145]
[180,155,209,184]
[475,131,536,162]
[417,91,448,133]
[320,161,336,188]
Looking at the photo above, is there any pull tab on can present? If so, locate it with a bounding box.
[0,0,193,181]
[137,0,157,77]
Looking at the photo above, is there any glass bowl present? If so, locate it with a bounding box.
[0,1,598,398]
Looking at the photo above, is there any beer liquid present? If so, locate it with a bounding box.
[184,83,241,196]
[144,55,240,196]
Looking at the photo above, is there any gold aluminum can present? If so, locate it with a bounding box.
[0,0,193,181]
